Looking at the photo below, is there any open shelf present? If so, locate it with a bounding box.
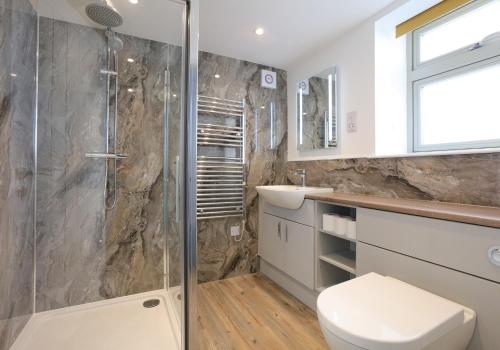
[319,250,356,274]
[319,229,356,242]
[315,200,358,291]
[316,261,352,291]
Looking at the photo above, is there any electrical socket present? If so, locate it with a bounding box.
[230,225,241,237]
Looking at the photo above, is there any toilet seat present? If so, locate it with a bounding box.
[317,273,473,350]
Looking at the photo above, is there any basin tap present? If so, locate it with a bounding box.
[295,169,307,187]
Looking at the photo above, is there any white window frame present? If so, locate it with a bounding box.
[408,0,500,152]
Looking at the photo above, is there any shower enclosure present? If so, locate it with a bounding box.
[0,0,199,349]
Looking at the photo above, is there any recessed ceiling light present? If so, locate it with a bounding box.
[10,73,17,77]
[129,0,138,4]
[255,27,264,36]
[214,74,221,79]
[172,94,177,97]
[128,88,134,92]
[260,106,266,109]
[127,58,134,63]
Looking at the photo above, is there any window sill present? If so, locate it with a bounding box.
[372,147,500,159]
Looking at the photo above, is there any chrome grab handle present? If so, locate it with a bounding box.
[277,221,281,239]
[488,246,500,267]
[285,224,288,242]
[85,153,128,159]
[175,155,180,223]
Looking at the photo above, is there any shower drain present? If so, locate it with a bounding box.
[143,299,160,308]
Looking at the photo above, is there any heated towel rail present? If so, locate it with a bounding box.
[197,96,246,220]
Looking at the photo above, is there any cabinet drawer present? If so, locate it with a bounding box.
[357,208,500,283]
[262,199,314,226]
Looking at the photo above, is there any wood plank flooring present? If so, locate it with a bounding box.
[197,273,329,350]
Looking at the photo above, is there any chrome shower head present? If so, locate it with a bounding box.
[86,0,123,28]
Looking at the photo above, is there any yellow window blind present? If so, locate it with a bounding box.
[396,0,474,38]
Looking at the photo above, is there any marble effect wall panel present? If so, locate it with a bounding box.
[36,18,181,311]
[197,52,288,283]
[36,17,108,312]
[0,0,36,348]
[288,153,500,207]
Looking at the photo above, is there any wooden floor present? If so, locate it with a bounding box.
[197,273,329,350]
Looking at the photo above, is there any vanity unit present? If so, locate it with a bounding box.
[257,190,500,349]
[258,193,357,309]
[259,199,316,290]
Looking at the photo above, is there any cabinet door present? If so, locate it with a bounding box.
[259,213,285,270]
[283,220,314,289]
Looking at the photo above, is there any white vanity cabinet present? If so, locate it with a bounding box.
[259,200,315,289]
[259,213,285,269]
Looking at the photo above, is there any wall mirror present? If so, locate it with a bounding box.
[296,66,338,151]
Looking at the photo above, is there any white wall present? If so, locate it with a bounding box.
[287,0,441,161]
[287,20,375,161]
[374,16,408,156]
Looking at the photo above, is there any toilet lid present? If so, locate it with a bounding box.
[317,273,466,350]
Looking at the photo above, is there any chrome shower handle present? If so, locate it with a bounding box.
[175,155,180,223]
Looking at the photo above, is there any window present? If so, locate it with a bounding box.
[409,0,500,152]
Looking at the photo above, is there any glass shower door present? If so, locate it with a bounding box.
[7,0,194,349]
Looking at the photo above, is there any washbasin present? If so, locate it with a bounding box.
[256,185,333,209]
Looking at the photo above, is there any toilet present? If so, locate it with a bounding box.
[317,273,476,350]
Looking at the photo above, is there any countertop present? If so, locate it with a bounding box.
[305,192,500,229]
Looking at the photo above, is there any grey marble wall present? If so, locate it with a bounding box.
[0,0,36,348]
[36,18,182,311]
[197,52,288,283]
[288,153,500,207]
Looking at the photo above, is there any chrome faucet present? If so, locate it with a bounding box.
[295,169,307,187]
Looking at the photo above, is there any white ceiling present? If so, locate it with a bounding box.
[31,0,185,45]
[199,0,395,68]
[31,0,396,69]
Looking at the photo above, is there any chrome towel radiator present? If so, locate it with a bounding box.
[197,95,246,220]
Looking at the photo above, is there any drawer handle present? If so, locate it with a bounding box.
[285,224,288,242]
[488,246,500,267]
[277,222,281,239]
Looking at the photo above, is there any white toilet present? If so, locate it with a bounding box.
[317,273,476,350]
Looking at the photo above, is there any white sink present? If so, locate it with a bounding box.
[256,185,333,210]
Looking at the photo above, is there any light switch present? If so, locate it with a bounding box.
[231,225,241,237]
[347,111,358,133]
